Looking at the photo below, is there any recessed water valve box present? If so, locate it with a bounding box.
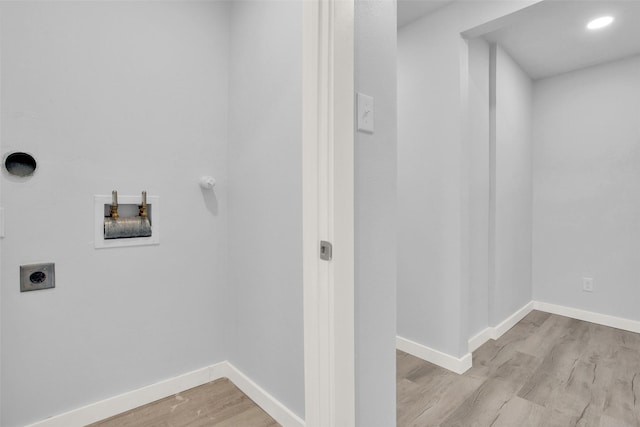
[20,263,55,292]
[94,194,160,249]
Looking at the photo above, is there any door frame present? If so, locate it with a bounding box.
[302,1,355,426]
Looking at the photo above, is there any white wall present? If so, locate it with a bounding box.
[227,0,304,418]
[532,54,640,321]
[354,1,397,425]
[490,44,533,324]
[398,4,467,358]
[397,1,540,359]
[0,2,231,426]
[467,37,491,337]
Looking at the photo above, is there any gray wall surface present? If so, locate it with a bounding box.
[397,4,468,358]
[397,1,542,359]
[532,54,640,321]
[467,37,491,338]
[491,45,533,324]
[1,2,231,426]
[227,0,305,418]
[354,1,397,425]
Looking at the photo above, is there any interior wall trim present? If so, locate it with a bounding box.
[467,327,493,353]
[24,361,304,427]
[491,301,534,341]
[468,301,534,352]
[467,300,640,355]
[302,0,355,425]
[222,362,305,427]
[533,301,640,335]
[401,300,640,374]
[36,301,638,427]
[396,336,472,375]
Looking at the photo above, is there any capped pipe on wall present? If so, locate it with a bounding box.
[199,176,216,190]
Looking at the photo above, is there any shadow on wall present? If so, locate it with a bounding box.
[200,186,218,215]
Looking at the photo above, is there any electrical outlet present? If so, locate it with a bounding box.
[20,263,55,292]
[582,277,594,292]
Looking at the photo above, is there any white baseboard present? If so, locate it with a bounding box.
[467,301,534,353]
[467,300,640,354]
[401,300,640,376]
[396,336,472,374]
[224,362,305,427]
[26,301,639,427]
[468,327,493,353]
[491,301,535,340]
[396,302,534,373]
[26,361,304,427]
[25,364,221,427]
[533,301,640,334]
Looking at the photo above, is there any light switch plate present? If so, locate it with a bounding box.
[357,93,374,133]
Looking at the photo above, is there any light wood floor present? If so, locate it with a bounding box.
[397,310,640,426]
[89,378,279,427]
[91,310,640,426]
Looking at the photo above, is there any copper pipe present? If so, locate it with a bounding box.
[110,190,119,219]
[139,191,148,218]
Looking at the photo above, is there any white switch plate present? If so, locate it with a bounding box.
[583,277,593,292]
[357,93,374,133]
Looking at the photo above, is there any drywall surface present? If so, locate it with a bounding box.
[467,37,491,337]
[398,0,540,359]
[532,54,640,321]
[490,45,532,325]
[0,2,231,426]
[0,29,3,425]
[227,0,304,418]
[354,1,397,425]
[398,4,466,358]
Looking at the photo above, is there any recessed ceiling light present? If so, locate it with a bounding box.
[587,16,614,30]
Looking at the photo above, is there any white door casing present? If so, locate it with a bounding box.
[302,0,355,426]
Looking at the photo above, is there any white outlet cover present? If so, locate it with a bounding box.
[357,93,374,133]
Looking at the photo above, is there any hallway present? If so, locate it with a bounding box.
[397,311,640,426]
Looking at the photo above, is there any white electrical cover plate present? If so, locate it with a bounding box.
[357,93,374,133]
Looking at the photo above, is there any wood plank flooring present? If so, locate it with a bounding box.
[397,310,640,426]
[91,310,640,426]
[90,378,279,427]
